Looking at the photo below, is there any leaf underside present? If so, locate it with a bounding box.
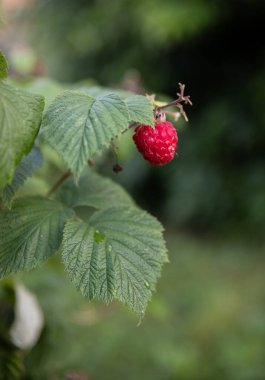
[61,207,167,315]
[0,197,73,277]
[2,147,43,206]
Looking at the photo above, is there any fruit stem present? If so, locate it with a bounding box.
[158,83,193,109]
[156,83,192,122]
[163,110,181,121]
[46,158,97,197]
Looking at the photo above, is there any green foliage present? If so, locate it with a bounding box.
[124,95,154,124]
[42,91,153,181]
[0,285,25,380]
[0,176,166,313]
[0,197,73,277]
[0,51,8,79]
[0,283,22,379]
[2,147,42,207]
[62,207,167,315]
[0,81,44,187]
[57,171,134,209]
[24,77,64,108]
[22,235,265,380]
[0,52,167,316]
[1,2,263,377]
[0,342,24,380]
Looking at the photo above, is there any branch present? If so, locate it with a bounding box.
[155,83,192,122]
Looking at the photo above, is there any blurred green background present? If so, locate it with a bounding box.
[0,0,265,379]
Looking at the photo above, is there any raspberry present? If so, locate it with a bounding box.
[133,121,178,165]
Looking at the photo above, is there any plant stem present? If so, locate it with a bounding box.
[157,84,192,111]
[46,169,71,197]
[155,84,192,122]
[163,110,181,121]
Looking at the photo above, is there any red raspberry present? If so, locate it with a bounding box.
[133,121,178,165]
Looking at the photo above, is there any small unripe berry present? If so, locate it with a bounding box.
[133,121,178,165]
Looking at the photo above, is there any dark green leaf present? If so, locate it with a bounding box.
[0,197,73,278]
[125,95,154,125]
[2,148,42,207]
[0,341,25,380]
[61,207,167,315]
[42,91,153,181]
[0,51,8,79]
[58,171,134,210]
[0,82,44,188]
[24,77,64,108]
[42,91,129,181]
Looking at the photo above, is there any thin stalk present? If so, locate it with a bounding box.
[46,169,71,197]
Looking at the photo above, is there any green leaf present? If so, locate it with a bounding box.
[61,207,167,315]
[42,91,128,181]
[0,197,73,278]
[2,148,42,207]
[0,51,8,79]
[125,95,154,125]
[42,91,154,181]
[0,342,25,380]
[58,171,134,210]
[0,82,44,188]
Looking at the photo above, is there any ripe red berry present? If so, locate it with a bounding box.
[133,121,178,165]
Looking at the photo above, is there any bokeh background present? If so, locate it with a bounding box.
[0,0,265,379]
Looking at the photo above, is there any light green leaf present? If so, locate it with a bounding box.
[42,91,129,181]
[42,91,154,181]
[0,346,25,380]
[0,51,8,79]
[61,207,167,315]
[61,220,115,302]
[125,95,154,125]
[2,148,43,207]
[57,171,134,210]
[0,82,44,188]
[82,90,154,125]
[0,197,73,278]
